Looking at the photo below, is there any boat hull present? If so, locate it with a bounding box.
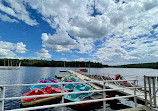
[21,95,62,107]
[64,92,116,110]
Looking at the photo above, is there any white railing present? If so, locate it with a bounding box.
[0,80,143,111]
[144,76,158,110]
[84,73,141,89]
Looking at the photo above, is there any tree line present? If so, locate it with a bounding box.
[116,62,158,69]
[0,59,105,68]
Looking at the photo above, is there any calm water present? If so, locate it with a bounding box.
[0,67,158,110]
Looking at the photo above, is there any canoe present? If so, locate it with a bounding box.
[21,86,67,107]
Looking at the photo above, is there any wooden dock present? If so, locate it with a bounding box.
[68,70,158,107]
[0,66,20,70]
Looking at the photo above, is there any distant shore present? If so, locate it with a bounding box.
[0,59,158,69]
[0,59,105,68]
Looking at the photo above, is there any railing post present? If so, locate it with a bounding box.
[0,87,5,111]
[157,77,158,107]
[136,76,138,86]
[144,75,148,106]
[152,77,156,108]
[103,81,106,111]
[61,83,64,111]
[147,77,152,107]
[134,80,137,107]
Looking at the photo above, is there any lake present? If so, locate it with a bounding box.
[0,67,158,110]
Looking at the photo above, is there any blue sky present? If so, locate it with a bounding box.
[0,0,158,65]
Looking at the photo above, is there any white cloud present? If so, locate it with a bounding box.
[1,0,158,39]
[0,0,38,25]
[61,58,68,61]
[75,58,85,61]
[71,55,79,57]
[0,13,18,22]
[0,41,28,58]
[41,30,78,52]
[16,42,28,53]
[0,48,16,58]
[93,33,158,65]
[36,48,51,59]
[68,16,110,39]
[76,37,94,54]
[26,0,158,40]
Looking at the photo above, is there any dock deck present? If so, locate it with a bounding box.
[68,70,158,106]
[0,66,20,70]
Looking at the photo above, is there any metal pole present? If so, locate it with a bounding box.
[157,77,158,107]
[64,61,65,67]
[144,75,148,106]
[8,60,9,66]
[152,77,156,107]
[134,80,137,107]
[61,84,64,111]
[103,82,106,111]
[89,62,90,75]
[4,59,5,66]
[0,87,5,111]
[11,60,12,66]
[136,76,138,86]
[148,77,152,107]
[19,62,21,67]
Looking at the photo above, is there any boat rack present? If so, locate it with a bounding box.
[0,79,142,111]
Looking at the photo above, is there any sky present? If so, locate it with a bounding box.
[0,0,158,65]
